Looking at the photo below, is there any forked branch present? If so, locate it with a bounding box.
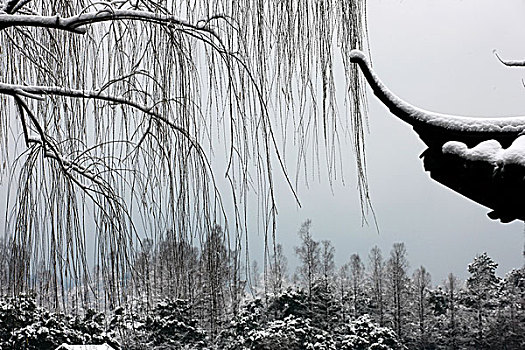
[0,82,199,149]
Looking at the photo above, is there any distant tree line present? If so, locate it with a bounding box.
[0,220,524,349]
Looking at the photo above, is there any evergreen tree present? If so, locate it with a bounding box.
[466,252,501,348]
[146,298,206,348]
[444,272,461,349]
[489,268,525,349]
[0,293,116,349]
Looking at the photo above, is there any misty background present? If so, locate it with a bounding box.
[253,0,525,283]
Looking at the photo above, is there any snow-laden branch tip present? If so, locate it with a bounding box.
[349,49,525,135]
[0,9,216,36]
[493,49,525,67]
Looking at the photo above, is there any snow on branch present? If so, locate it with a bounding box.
[0,9,216,35]
[0,0,371,304]
[0,82,201,154]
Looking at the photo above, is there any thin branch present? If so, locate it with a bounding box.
[13,94,114,192]
[10,0,30,14]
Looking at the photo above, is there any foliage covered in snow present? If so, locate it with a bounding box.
[0,237,523,349]
[0,293,116,349]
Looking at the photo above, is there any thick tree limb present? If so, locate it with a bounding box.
[0,9,215,35]
[0,82,198,148]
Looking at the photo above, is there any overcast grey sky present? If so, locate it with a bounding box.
[259,0,525,283]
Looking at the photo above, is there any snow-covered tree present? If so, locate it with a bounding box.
[320,240,336,289]
[295,219,321,305]
[487,268,525,349]
[338,314,404,350]
[337,263,351,323]
[0,293,116,349]
[386,243,410,339]
[200,224,229,335]
[146,298,206,348]
[0,0,369,303]
[412,265,431,347]
[267,244,288,296]
[349,253,365,317]
[443,272,461,349]
[368,245,386,325]
[466,252,501,348]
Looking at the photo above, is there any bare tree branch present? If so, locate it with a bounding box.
[0,0,369,307]
[0,9,218,36]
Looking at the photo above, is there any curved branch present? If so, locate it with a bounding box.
[0,82,199,148]
[0,9,217,36]
[6,83,211,202]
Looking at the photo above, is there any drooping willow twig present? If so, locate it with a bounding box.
[0,0,370,310]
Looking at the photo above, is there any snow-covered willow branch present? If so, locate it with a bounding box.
[0,0,369,307]
[0,9,214,35]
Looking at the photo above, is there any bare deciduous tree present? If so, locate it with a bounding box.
[412,265,431,345]
[368,245,385,325]
[337,262,350,322]
[444,272,461,349]
[387,242,409,339]
[349,252,364,317]
[0,0,368,304]
[295,219,320,304]
[267,243,288,295]
[320,240,335,289]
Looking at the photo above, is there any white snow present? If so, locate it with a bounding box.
[55,343,115,350]
[350,49,525,134]
[442,134,525,166]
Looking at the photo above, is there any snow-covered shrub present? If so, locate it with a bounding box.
[337,315,404,350]
[240,315,336,350]
[146,298,206,347]
[0,293,117,349]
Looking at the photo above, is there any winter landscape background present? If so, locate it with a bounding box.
[1,0,525,349]
[0,221,524,349]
